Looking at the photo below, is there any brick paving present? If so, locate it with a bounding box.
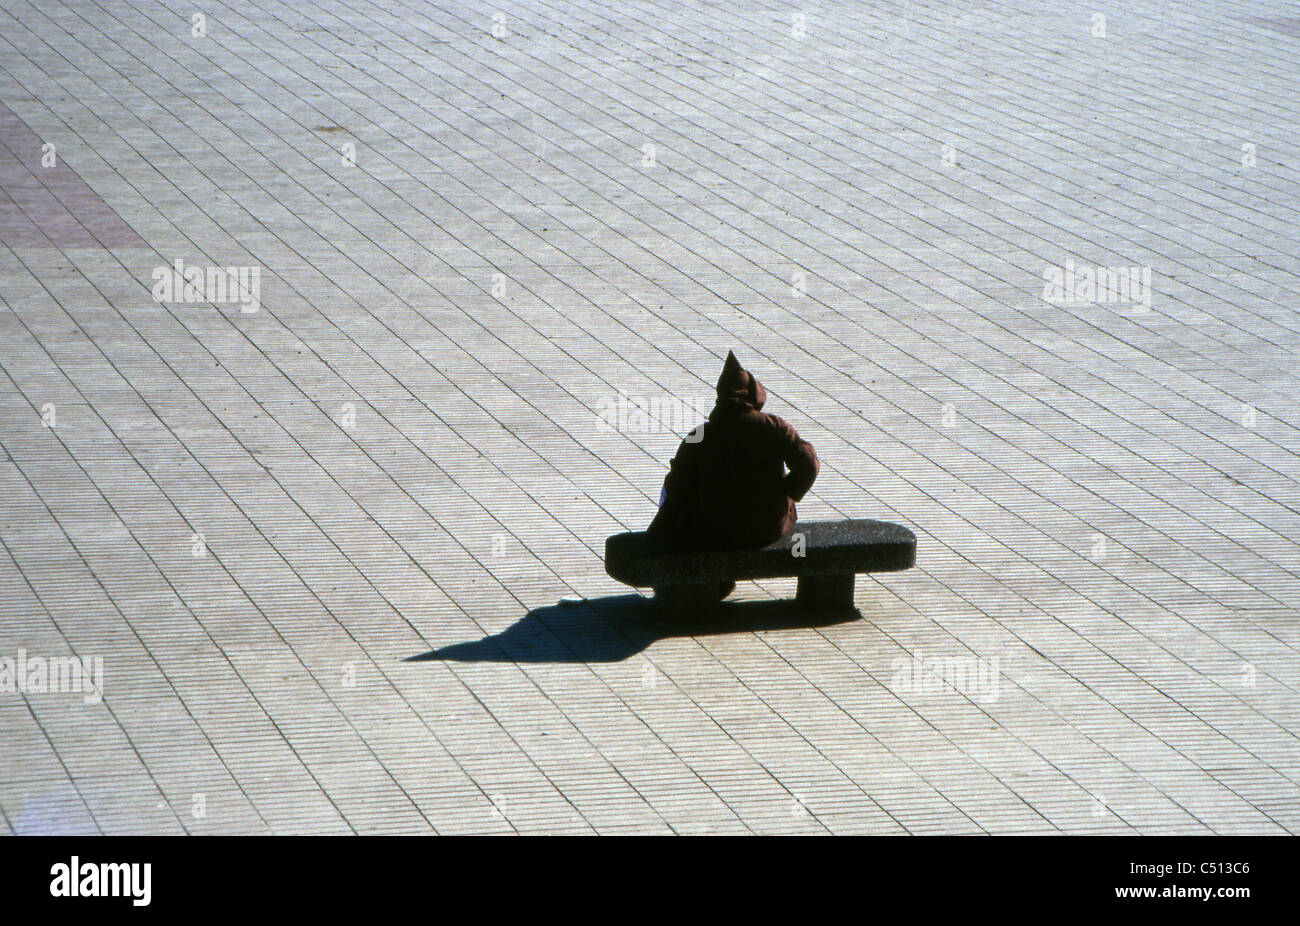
[0,0,1297,834]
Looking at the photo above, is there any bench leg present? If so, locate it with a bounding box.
[653,583,727,617]
[796,574,856,611]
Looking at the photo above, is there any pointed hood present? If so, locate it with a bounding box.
[715,350,766,411]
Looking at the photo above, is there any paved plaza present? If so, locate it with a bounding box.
[0,0,1297,834]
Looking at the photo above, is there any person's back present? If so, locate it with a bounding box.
[648,351,819,552]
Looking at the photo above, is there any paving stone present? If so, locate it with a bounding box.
[0,0,1296,834]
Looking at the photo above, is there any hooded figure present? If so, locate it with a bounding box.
[647,351,819,552]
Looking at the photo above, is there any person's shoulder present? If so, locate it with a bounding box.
[749,410,800,440]
[754,409,793,430]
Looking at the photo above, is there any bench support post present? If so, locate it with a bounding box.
[796,573,855,611]
[653,583,723,616]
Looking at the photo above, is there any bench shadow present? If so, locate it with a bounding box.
[406,594,860,664]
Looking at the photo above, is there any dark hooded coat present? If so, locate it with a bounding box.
[647,351,819,551]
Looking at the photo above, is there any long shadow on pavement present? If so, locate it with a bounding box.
[406,594,860,664]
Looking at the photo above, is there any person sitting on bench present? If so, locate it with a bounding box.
[647,350,819,596]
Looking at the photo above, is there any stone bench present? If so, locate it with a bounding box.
[605,519,916,612]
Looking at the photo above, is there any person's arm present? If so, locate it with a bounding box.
[769,415,818,502]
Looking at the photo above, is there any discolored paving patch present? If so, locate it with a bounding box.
[0,102,146,249]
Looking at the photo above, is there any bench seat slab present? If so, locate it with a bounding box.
[605,518,915,588]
